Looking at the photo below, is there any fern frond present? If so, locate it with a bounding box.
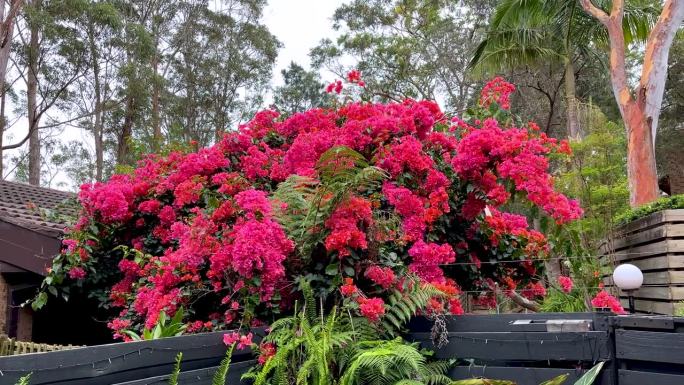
[168,352,182,385]
[381,277,446,338]
[15,374,32,385]
[211,345,234,385]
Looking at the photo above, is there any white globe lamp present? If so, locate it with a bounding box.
[612,264,643,313]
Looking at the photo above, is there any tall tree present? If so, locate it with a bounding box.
[165,0,279,146]
[0,0,22,112]
[580,0,684,206]
[311,0,496,113]
[18,0,87,185]
[470,0,657,139]
[273,62,329,115]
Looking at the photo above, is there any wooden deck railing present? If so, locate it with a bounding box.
[0,334,82,356]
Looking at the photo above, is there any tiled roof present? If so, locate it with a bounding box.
[0,180,76,238]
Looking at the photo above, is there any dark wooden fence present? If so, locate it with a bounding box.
[601,209,684,315]
[0,330,262,385]
[613,316,684,385]
[1,315,683,385]
[409,312,614,385]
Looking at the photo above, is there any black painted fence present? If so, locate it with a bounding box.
[1,315,683,384]
[0,330,263,385]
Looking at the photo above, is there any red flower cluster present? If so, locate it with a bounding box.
[223,332,253,349]
[591,290,626,314]
[48,77,582,337]
[365,266,396,289]
[324,196,373,257]
[479,77,516,110]
[357,297,386,323]
[558,276,574,293]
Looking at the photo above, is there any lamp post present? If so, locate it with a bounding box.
[612,264,643,314]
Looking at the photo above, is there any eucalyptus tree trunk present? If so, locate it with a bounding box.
[151,26,161,151]
[0,0,21,103]
[88,22,104,182]
[580,0,684,206]
[27,0,41,185]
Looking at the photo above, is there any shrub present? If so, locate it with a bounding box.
[615,194,684,225]
[34,75,580,337]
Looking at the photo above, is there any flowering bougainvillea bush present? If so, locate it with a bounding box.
[36,75,583,338]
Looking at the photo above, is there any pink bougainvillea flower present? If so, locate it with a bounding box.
[591,290,626,314]
[558,276,574,293]
[358,297,385,323]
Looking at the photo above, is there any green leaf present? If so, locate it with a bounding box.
[449,379,514,385]
[325,263,339,276]
[343,265,355,276]
[573,362,605,385]
[32,292,48,310]
[540,374,568,385]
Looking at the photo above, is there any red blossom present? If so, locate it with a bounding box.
[341,278,358,297]
[258,342,277,365]
[591,290,625,314]
[68,267,86,280]
[358,297,385,323]
[479,77,516,110]
[558,276,574,293]
[365,266,396,289]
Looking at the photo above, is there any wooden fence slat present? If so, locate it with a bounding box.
[111,360,256,385]
[449,365,611,385]
[619,370,684,385]
[407,312,606,332]
[411,331,610,361]
[615,210,684,235]
[611,223,684,250]
[616,329,684,364]
[613,240,684,262]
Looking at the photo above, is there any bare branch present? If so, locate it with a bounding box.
[508,290,541,312]
[1,125,35,150]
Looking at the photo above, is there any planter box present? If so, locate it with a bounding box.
[601,209,684,315]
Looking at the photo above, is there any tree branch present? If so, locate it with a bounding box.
[1,125,35,150]
[508,290,541,312]
[579,0,609,24]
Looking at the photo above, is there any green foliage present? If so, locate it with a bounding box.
[273,146,387,258]
[168,353,182,385]
[338,339,450,385]
[165,345,236,385]
[273,62,330,115]
[675,301,684,317]
[471,0,658,73]
[540,287,587,313]
[212,345,236,385]
[122,307,187,341]
[243,279,449,385]
[311,0,495,111]
[572,362,604,385]
[615,194,684,226]
[554,105,628,250]
[380,282,444,338]
[14,374,32,385]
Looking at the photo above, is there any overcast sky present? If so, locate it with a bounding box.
[264,0,345,87]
